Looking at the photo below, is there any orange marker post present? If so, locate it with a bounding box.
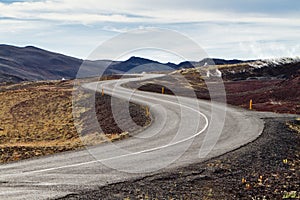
[162,87,165,94]
[242,178,246,184]
[249,99,253,110]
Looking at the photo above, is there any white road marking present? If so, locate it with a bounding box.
[19,75,209,174]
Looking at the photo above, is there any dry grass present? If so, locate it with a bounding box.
[0,81,82,162]
[0,79,143,163]
[177,62,254,76]
[0,82,76,139]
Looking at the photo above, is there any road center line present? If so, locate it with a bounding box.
[20,75,209,175]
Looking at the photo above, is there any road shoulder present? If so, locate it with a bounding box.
[59,117,300,200]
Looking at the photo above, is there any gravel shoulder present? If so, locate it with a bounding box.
[60,117,300,199]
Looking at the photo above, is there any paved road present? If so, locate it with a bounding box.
[0,74,265,199]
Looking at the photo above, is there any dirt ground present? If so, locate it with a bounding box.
[125,69,300,115]
[1,72,299,199]
[0,79,150,163]
[60,117,300,200]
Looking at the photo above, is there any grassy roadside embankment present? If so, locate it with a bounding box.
[0,78,150,163]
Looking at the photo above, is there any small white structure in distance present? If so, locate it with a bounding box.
[206,68,222,78]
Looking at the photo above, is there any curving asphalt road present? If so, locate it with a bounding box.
[0,74,265,199]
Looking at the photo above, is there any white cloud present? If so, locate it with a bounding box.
[102,26,129,33]
[239,41,300,59]
[1,0,300,25]
[0,0,299,60]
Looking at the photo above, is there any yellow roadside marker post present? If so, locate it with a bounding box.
[162,87,165,94]
[249,99,253,110]
[145,106,150,117]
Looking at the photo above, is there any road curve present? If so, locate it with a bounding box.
[0,74,264,199]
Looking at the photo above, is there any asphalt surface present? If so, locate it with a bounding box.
[0,74,265,199]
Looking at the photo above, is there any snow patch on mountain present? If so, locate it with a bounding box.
[250,57,300,68]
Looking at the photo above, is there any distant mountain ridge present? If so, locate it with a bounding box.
[0,45,82,83]
[0,45,181,84]
[1,44,298,85]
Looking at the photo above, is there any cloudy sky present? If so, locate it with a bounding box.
[0,0,299,62]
